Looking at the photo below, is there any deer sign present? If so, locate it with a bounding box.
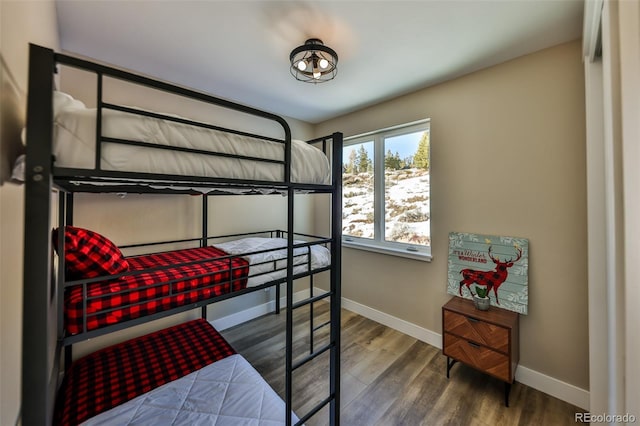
[459,246,522,305]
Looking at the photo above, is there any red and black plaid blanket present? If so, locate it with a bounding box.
[65,246,249,335]
[54,318,236,426]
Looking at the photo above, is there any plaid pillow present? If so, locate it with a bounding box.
[53,226,129,279]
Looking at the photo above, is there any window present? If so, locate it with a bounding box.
[342,119,431,260]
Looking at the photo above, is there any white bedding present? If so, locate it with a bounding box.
[82,354,299,425]
[213,237,331,287]
[51,92,331,185]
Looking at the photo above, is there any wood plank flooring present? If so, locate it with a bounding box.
[221,302,582,426]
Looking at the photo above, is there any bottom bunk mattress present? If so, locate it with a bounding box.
[82,354,294,425]
[55,319,297,425]
[212,237,332,287]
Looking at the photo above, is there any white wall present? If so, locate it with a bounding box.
[584,0,640,416]
[618,0,640,417]
[0,2,59,424]
[618,1,640,419]
[584,57,607,415]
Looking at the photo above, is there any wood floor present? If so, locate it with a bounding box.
[221,302,582,426]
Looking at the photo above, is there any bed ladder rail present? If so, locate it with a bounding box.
[296,395,335,426]
[275,131,343,426]
[287,287,337,425]
[297,277,332,355]
[308,275,331,355]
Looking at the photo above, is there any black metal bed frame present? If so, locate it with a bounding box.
[22,44,342,426]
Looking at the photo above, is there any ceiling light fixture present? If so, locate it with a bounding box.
[290,38,338,84]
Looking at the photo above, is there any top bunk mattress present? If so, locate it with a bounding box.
[51,92,331,185]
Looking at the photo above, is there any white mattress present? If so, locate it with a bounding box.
[213,237,331,287]
[52,91,331,185]
[82,354,299,425]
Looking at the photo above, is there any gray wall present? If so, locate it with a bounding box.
[315,40,589,390]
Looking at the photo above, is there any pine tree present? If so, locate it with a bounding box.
[346,149,357,174]
[413,131,430,170]
[385,149,402,170]
[357,145,372,173]
[385,149,394,169]
[394,151,403,169]
[404,154,414,168]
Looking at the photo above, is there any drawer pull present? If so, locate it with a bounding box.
[467,317,479,323]
[467,341,480,348]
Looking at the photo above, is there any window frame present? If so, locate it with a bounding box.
[342,119,432,261]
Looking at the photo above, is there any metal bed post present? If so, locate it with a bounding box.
[282,134,342,426]
[95,72,103,172]
[201,194,208,319]
[22,43,57,426]
[274,230,281,315]
[330,132,343,426]
[61,192,75,369]
[65,192,74,225]
[309,276,314,354]
[201,194,208,248]
[285,187,295,426]
[284,122,294,426]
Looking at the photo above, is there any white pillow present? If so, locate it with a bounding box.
[20,91,87,145]
[53,91,86,118]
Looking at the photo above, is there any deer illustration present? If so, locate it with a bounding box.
[459,246,522,305]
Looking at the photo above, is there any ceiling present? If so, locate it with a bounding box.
[55,1,584,124]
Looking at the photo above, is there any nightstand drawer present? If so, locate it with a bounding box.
[443,332,510,382]
[443,310,509,353]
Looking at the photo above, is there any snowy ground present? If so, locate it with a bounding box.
[343,168,430,245]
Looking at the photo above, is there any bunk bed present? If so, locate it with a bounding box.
[22,44,342,426]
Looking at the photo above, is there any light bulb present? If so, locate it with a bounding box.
[319,58,329,69]
[297,60,307,71]
[312,55,321,79]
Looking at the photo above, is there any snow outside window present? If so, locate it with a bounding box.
[342,119,431,261]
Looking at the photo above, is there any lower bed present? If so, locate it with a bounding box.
[55,319,296,425]
[64,232,330,336]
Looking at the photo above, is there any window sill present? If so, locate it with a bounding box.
[342,239,432,262]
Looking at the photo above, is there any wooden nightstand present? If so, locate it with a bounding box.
[442,297,519,406]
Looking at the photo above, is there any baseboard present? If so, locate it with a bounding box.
[341,297,443,348]
[211,289,590,410]
[340,294,590,410]
[210,287,310,331]
[514,366,590,410]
